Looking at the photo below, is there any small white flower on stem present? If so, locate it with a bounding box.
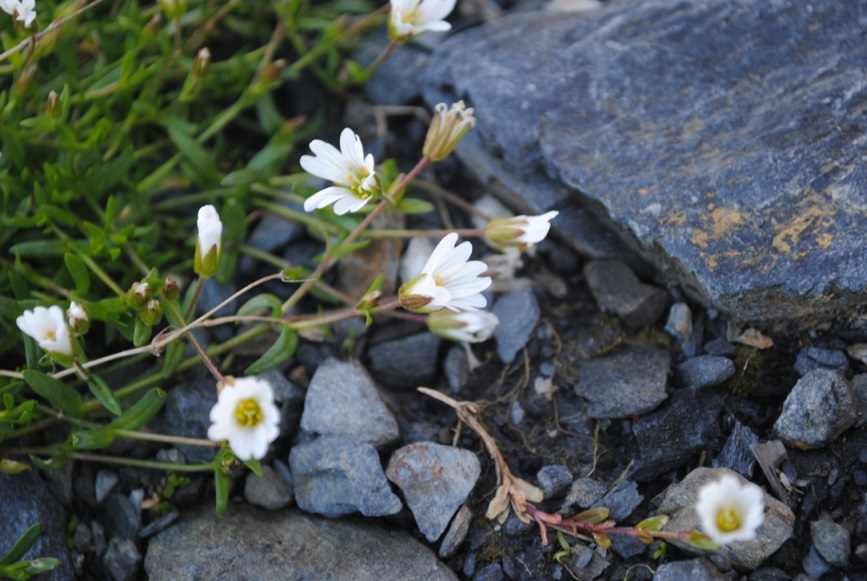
[16,306,73,357]
[3,0,36,28]
[195,205,223,278]
[389,0,456,42]
[695,474,765,544]
[399,233,491,313]
[485,211,559,249]
[67,301,90,335]
[428,310,499,343]
[300,128,380,215]
[207,377,280,461]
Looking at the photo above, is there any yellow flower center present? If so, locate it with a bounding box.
[716,506,741,532]
[45,330,56,341]
[234,398,263,427]
[435,274,444,286]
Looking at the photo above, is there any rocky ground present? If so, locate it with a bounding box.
[4,0,867,579]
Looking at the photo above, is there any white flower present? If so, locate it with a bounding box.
[428,310,499,343]
[195,205,222,277]
[485,211,559,249]
[399,232,491,313]
[207,377,280,461]
[5,0,36,27]
[389,0,456,41]
[299,128,379,215]
[16,306,73,357]
[423,101,476,161]
[695,474,765,544]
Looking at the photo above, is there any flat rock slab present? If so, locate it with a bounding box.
[145,504,457,580]
[423,0,867,321]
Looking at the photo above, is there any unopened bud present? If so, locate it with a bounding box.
[45,90,60,120]
[139,299,164,326]
[180,48,211,102]
[484,211,559,250]
[14,64,38,97]
[67,301,90,335]
[423,101,476,162]
[162,276,180,301]
[127,281,151,308]
[263,59,286,84]
[144,13,163,40]
[194,205,223,278]
[159,0,187,19]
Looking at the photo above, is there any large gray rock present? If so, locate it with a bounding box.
[299,358,400,448]
[574,345,669,419]
[0,471,73,581]
[653,467,794,571]
[144,504,457,580]
[423,0,867,321]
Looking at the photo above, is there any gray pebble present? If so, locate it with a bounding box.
[102,537,142,581]
[244,465,294,510]
[367,332,441,390]
[675,355,735,390]
[810,516,850,567]
[583,259,669,328]
[95,470,119,504]
[493,287,540,364]
[794,346,849,376]
[536,465,573,499]
[773,369,858,449]
[439,505,473,559]
[652,558,726,580]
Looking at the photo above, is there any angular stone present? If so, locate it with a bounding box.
[103,537,142,581]
[493,286,540,364]
[386,443,481,542]
[244,465,294,511]
[793,346,849,376]
[652,559,726,581]
[773,369,858,449]
[151,378,217,464]
[597,480,642,522]
[810,516,851,568]
[631,391,722,481]
[574,345,669,419]
[561,477,607,515]
[712,420,759,478]
[423,0,867,320]
[299,358,400,449]
[653,467,794,571]
[144,504,457,580]
[367,332,441,391]
[536,465,573,499]
[675,356,735,390]
[439,504,472,559]
[583,260,669,328]
[289,435,402,518]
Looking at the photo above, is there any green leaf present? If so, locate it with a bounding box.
[686,530,720,550]
[166,120,218,181]
[0,523,41,565]
[84,373,123,416]
[71,427,116,450]
[216,198,246,284]
[244,326,298,375]
[64,253,90,295]
[90,147,133,197]
[22,370,81,418]
[23,558,60,576]
[110,388,166,430]
[28,451,68,471]
[0,459,31,474]
[237,294,282,318]
[162,341,185,378]
[571,507,609,524]
[213,450,232,518]
[635,514,669,532]
[395,198,435,215]
[10,240,67,257]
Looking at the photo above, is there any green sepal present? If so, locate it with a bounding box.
[162,341,185,378]
[244,326,298,375]
[22,370,81,418]
[71,427,117,450]
[394,198,435,215]
[243,458,262,477]
[133,317,152,347]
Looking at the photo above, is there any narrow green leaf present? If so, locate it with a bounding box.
[571,507,609,524]
[214,462,230,518]
[635,514,669,532]
[244,326,298,375]
[0,523,41,566]
[166,120,218,180]
[0,459,31,474]
[133,318,152,347]
[686,530,720,550]
[23,558,61,575]
[10,240,67,257]
[22,370,81,418]
[243,458,262,477]
[71,427,116,450]
[162,341,185,378]
[395,198,435,215]
[85,373,123,416]
[64,253,90,295]
[237,294,282,318]
[29,451,68,471]
[110,388,166,430]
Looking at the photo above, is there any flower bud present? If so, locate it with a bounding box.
[67,301,90,335]
[127,281,151,308]
[159,0,187,19]
[180,48,211,102]
[14,64,38,97]
[162,276,180,301]
[45,90,60,120]
[139,299,164,326]
[427,310,499,343]
[143,13,163,40]
[194,205,223,278]
[485,211,559,250]
[398,273,437,313]
[423,101,476,161]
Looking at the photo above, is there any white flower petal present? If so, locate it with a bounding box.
[303,186,356,212]
[207,376,281,461]
[16,305,74,356]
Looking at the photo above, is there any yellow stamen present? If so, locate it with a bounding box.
[435,274,444,286]
[716,506,741,532]
[45,330,56,341]
[234,398,263,427]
